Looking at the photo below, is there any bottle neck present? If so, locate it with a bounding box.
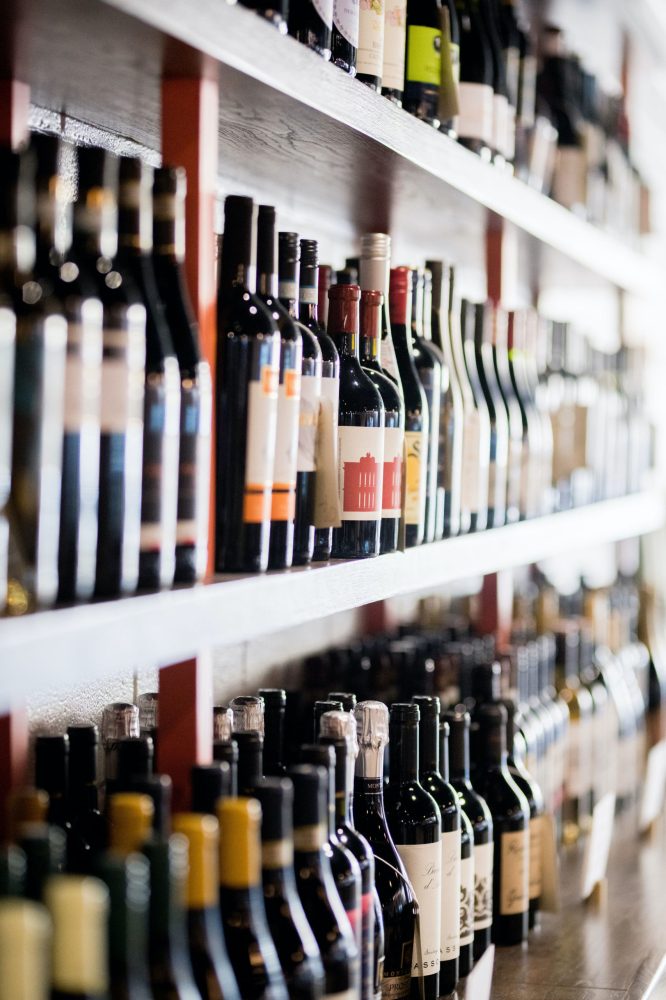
[388,721,419,784]
[418,713,439,774]
[153,196,185,263]
[71,185,113,262]
[117,178,153,256]
[257,212,278,299]
[355,743,385,782]
[439,725,451,782]
[478,723,508,769]
[322,739,353,826]
[449,725,471,782]
[299,261,319,323]
[278,255,298,317]
[328,297,360,359]
[293,819,329,865]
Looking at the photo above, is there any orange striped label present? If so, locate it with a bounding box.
[244,487,271,524]
[285,369,301,398]
[271,487,296,521]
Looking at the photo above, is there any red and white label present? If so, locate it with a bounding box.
[382,425,403,518]
[338,425,384,521]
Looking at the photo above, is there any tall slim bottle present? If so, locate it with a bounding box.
[385,703,441,1000]
[453,0,494,158]
[491,305,522,524]
[67,725,105,873]
[404,0,443,126]
[216,196,280,572]
[94,853,152,999]
[479,0,511,165]
[422,269,452,541]
[258,689,287,776]
[389,267,428,547]
[116,156,180,591]
[357,0,385,89]
[0,898,51,1000]
[46,875,110,1000]
[458,299,490,531]
[382,0,408,105]
[152,166,212,583]
[288,0,333,59]
[410,269,442,543]
[473,302,508,527]
[555,625,594,844]
[256,217,301,571]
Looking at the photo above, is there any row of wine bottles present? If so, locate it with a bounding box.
[238,0,649,236]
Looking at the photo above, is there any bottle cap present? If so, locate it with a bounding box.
[223,195,254,267]
[34,736,68,796]
[108,793,154,856]
[0,898,51,1000]
[355,701,389,749]
[212,706,234,742]
[46,875,109,994]
[102,703,140,744]
[137,693,158,733]
[18,824,66,902]
[389,266,412,326]
[172,813,219,909]
[300,238,319,268]
[113,736,154,787]
[217,798,262,890]
[390,702,420,724]
[191,763,233,815]
[328,283,360,302]
[278,231,300,266]
[360,232,391,259]
[258,688,286,709]
[319,710,358,758]
[360,288,383,341]
[252,777,292,844]
[230,695,265,735]
[412,695,440,719]
[327,692,357,711]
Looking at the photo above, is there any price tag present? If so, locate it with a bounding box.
[580,792,616,900]
[639,739,666,833]
[538,813,561,913]
[464,943,495,1000]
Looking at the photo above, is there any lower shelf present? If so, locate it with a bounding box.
[0,491,663,712]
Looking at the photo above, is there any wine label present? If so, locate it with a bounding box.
[314,377,342,529]
[505,104,516,161]
[297,371,321,475]
[492,93,509,159]
[382,425,403,517]
[337,425,384,521]
[552,146,587,210]
[272,368,301,521]
[294,824,327,852]
[313,0,334,30]
[404,428,427,527]
[440,830,461,960]
[457,82,494,145]
[333,0,359,47]
[406,25,441,86]
[567,719,592,799]
[278,279,298,302]
[99,324,145,434]
[324,992,357,1000]
[499,829,529,916]
[299,285,318,305]
[262,839,293,870]
[439,17,460,121]
[176,381,200,544]
[505,45,520,107]
[394,841,441,979]
[360,890,374,999]
[382,0,406,90]
[459,853,474,947]
[473,841,493,931]
[529,816,542,901]
[357,0,385,78]
[140,378,166,551]
[461,409,480,513]
[381,973,411,998]
[519,54,538,127]
[244,364,279,525]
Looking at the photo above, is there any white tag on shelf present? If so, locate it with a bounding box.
[538,813,561,913]
[580,792,616,900]
[464,943,495,1000]
[639,740,666,833]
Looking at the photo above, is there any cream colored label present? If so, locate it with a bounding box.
[381,973,411,997]
[404,429,427,526]
[357,0,385,77]
[500,829,529,916]
[461,409,480,512]
[395,841,441,979]
[473,841,493,930]
[492,93,508,159]
[333,0,359,47]
[553,147,587,209]
[441,830,461,960]
[245,366,279,491]
[459,854,474,947]
[298,372,321,474]
[313,0,333,29]
[294,824,326,852]
[529,816,542,901]
[457,82,494,144]
[338,425,384,521]
[382,0,407,90]
[274,371,301,487]
[313,379,342,530]
[262,839,293,870]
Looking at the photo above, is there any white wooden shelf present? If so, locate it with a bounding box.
[0,491,662,712]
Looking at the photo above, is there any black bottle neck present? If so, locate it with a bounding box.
[321,737,353,827]
[417,711,439,775]
[235,734,264,795]
[439,723,451,782]
[448,719,471,782]
[153,189,185,264]
[220,202,255,295]
[411,272,425,339]
[299,260,319,324]
[117,176,153,257]
[256,208,278,299]
[478,719,508,768]
[388,719,419,784]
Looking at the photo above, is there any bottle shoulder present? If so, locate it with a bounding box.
[218,286,279,340]
[362,364,403,413]
[421,771,461,820]
[385,780,441,828]
[338,357,385,411]
[474,765,530,824]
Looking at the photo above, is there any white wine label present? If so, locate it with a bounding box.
[299,285,318,305]
[313,0,334,29]
[244,365,279,524]
[404,428,427,527]
[278,280,298,302]
[338,425,384,521]
[262,839,293,870]
[297,372,321,474]
[505,104,516,161]
[382,0,407,90]
[519,54,537,127]
[294,824,327,852]
[492,93,509,160]
[100,338,133,433]
[314,378,342,529]
[333,0,359,47]
[552,146,587,210]
[440,830,461,960]
[473,840,493,930]
[272,369,301,520]
[382,425,403,517]
[395,841,441,979]
[357,0,385,78]
[459,854,474,947]
[566,719,592,799]
[457,82,494,145]
[499,829,529,916]
[529,816,542,901]
[461,409,480,512]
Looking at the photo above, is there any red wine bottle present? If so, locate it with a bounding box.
[413,268,446,542]
[289,0,333,59]
[459,298,490,532]
[332,0,359,74]
[491,304,523,525]
[216,196,280,572]
[328,284,384,560]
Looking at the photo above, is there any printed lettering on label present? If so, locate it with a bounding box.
[459,855,474,946]
[395,841,441,979]
[333,0,360,47]
[382,0,406,90]
[473,841,493,930]
[500,829,528,916]
[357,0,385,78]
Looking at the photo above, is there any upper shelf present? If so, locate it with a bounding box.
[5,0,660,294]
[0,491,662,712]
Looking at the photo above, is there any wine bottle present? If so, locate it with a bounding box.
[382,0,407,105]
[412,699,460,996]
[294,238,337,563]
[94,852,152,999]
[290,764,360,998]
[472,703,529,946]
[216,195,280,573]
[458,298,490,531]
[259,688,288,776]
[106,737,154,800]
[0,898,50,1000]
[479,0,511,165]
[2,148,67,611]
[328,284,384,559]
[66,725,105,873]
[289,0,333,59]
[439,0,461,137]
[318,264,333,330]
[404,0,443,126]
[490,305,523,524]
[116,156,180,592]
[384,703,441,1000]
[332,0,359,74]
[444,707,493,962]
[0,845,26,899]
[357,0,385,89]
[426,260,463,538]
[458,797,475,976]
[279,233,322,565]
[314,699,344,741]
[359,289,403,554]
[46,874,110,1000]
[234,733,264,797]
[253,778,326,1000]
[217,798,288,999]
[409,268,441,544]
[191,763,234,815]
[389,267,428,547]
[422,269,450,541]
[453,0,494,157]
[64,148,146,600]
[473,302,508,528]
[171,813,241,1000]
[102,703,140,792]
[240,0,288,32]
[18,824,66,902]
[152,166,212,584]
[319,710,378,1000]
[31,132,103,605]
[555,625,594,844]
[33,735,69,834]
[7,788,48,845]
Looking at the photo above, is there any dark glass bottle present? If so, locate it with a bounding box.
[66,725,105,873]
[234,733,264,797]
[18,824,66,902]
[2,148,67,612]
[473,301,508,528]
[328,691,357,712]
[382,0,408,104]
[95,852,152,999]
[216,196,280,572]
[491,305,523,524]
[34,734,69,831]
[353,701,415,998]
[116,156,180,592]
[191,763,234,815]
[291,238,324,565]
[385,704,441,1000]
[328,284,384,559]
[331,0,359,74]
[240,0,288,32]
[472,703,529,946]
[412,699,460,996]
[254,778,326,1000]
[422,269,450,541]
[357,0,385,89]
[290,765,360,998]
[258,688,287,776]
[46,873,110,999]
[453,0,494,157]
[256,216,301,572]
[439,0,461,137]
[317,264,332,330]
[459,298,490,531]
[152,166,212,584]
[458,794,476,977]
[217,798,288,1000]
[479,0,511,164]
[389,267,428,547]
[288,0,333,59]
[410,268,442,544]
[444,707,493,962]
[314,699,344,741]
[404,0,443,126]
[172,813,241,1000]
